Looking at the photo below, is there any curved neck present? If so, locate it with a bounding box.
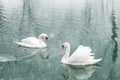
[38,36,45,44]
[38,36,42,42]
[63,45,70,60]
[38,36,47,48]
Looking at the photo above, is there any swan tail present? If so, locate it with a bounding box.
[15,42,25,46]
[90,53,95,56]
[91,58,102,64]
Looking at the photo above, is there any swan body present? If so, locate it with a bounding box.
[61,42,102,66]
[16,33,48,48]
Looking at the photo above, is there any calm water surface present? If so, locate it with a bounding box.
[0,0,120,80]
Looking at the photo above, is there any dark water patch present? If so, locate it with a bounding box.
[84,0,92,29]
[108,3,119,79]
[0,4,9,33]
[111,12,118,62]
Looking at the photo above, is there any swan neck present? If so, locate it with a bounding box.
[64,45,70,59]
[38,36,47,47]
[38,37,43,42]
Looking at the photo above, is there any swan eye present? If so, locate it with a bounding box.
[45,37,48,42]
[61,45,64,50]
[46,37,48,39]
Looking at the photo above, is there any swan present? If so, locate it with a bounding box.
[61,42,102,66]
[15,33,48,48]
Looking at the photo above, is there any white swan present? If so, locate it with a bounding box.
[61,42,102,66]
[15,33,48,48]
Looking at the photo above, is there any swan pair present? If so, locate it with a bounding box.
[16,33,102,66]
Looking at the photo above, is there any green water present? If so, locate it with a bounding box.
[0,0,120,80]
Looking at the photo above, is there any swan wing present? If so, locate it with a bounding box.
[84,58,102,65]
[68,45,94,63]
[16,37,40,47]
[21,37,39,45]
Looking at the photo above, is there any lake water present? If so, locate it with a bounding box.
[0,0,120,80]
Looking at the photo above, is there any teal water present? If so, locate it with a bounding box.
[0,0,120,80]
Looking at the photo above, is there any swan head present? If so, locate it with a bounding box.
[61,42,70,50]
[39,33,48,42]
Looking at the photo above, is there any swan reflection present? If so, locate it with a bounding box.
[17,47,49,60]
[0,48,48,62]
[62,64,99,80]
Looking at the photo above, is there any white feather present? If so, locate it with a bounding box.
[15,34,47,48]
[61,42,102,66]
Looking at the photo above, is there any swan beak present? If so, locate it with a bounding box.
[45,37,48,42]
[61,45,64,50]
